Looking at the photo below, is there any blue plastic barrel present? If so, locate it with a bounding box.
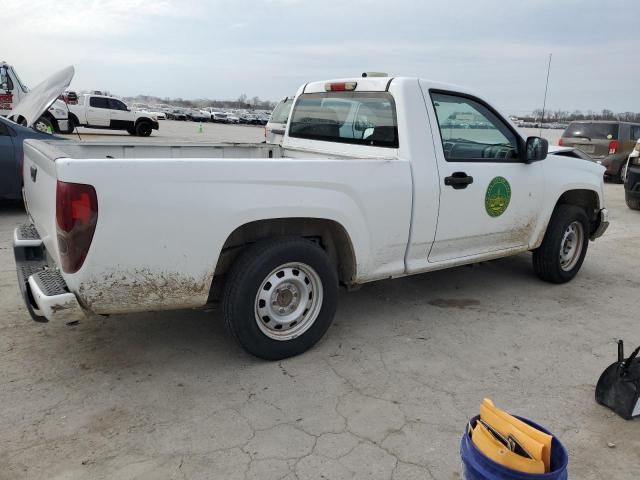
[460,415,568,480]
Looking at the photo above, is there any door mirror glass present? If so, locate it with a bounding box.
[525,136,548,163]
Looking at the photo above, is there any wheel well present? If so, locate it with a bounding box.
[41,111,59,129]
[556,189,599,219]
[135,117,152,125]
[210,218,356,301]
[68,112,79,125]
[555,190,601,236]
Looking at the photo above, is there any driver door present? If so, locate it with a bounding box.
[424,88,544,262]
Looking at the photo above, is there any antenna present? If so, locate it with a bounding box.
[539,53,552,136]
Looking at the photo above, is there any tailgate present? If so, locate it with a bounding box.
[22,139,65,265]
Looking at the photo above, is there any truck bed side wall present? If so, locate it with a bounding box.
[53,156,412,314]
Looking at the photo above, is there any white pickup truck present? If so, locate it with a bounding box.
[68,94,159,136]
[14,72,609,359]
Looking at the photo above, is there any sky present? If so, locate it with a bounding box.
[2,0,637,115]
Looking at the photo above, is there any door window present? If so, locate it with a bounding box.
[89,97,110,108]
[431,92,519,162]
[630,125,640,141]
[109,99,128,111]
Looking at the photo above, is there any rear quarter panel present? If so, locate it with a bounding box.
[56,156,412,314]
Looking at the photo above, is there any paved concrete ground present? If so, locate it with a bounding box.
[1,124,638,479]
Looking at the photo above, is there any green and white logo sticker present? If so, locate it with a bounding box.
[485,176,511,217]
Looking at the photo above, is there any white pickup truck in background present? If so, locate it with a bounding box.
[14,71,609,359]
[68,94,159,136]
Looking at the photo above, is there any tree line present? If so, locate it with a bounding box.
[522,109,640,123]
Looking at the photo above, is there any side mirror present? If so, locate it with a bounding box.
[525,136,548,163]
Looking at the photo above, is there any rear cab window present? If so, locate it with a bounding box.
[289,92,398,148]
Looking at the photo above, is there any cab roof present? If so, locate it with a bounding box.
[301,76,479,98]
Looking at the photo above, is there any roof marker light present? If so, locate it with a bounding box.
[325,82,357,92]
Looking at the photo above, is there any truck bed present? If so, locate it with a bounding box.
[21,138,411,316]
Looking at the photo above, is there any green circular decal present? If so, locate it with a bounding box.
[485,176,511,217]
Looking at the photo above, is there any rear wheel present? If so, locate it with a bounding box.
[626,192,640,210]
[222,237,338,360]
[135,121,152,137]
[533,205,590,283]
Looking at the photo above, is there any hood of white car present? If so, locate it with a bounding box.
[8,66,74,128]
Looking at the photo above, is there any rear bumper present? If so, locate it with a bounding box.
[13,224,85,323]
[590,208,609,240]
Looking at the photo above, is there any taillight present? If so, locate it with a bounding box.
[558,138,563,146]
[608,140,618,155]
[56,181,98,273]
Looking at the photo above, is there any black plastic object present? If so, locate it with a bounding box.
[595,340,640,420]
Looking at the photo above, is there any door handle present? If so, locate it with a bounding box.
[444,172,474,189]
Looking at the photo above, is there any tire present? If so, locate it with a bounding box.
[626,192,640,210]
[34,116,54,134]
[222,237,338,360]
[135,121,152,137]
[532,205,590,283]
[615,163,626,184]
[63,116,76,134]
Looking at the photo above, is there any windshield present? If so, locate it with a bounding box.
[563,122,619,140]
[270,97,293,124]
[289,92,398,148]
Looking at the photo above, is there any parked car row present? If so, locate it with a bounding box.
[127,103,272,125]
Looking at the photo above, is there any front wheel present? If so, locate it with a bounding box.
[532,205,590,283]
[34,116,54,134]
[135,121,152,137]
[222,238,338,360]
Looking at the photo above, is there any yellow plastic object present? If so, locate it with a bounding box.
[472,421,546,474]
[481,399,553,472]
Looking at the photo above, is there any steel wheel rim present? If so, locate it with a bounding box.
[34,120,49,133]
[254,262,323,341]
[559,221,584,272]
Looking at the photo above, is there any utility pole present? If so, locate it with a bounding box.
[540,53,552,136]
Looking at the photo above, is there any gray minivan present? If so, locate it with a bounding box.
[559,121,640,182]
